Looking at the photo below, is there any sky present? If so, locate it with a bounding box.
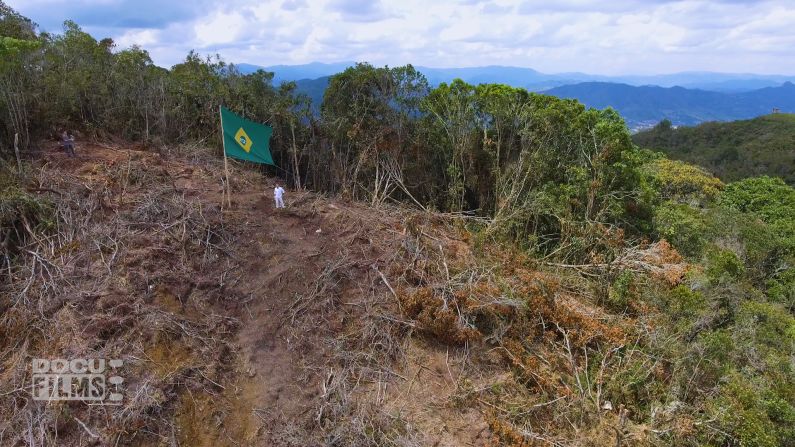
[7,0,795,75]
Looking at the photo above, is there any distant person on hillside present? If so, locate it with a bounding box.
[61,130,76,158]
[274,182,285,209]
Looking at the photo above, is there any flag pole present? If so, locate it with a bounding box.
[219,106,232,209]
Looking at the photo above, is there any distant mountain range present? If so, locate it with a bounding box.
[237,62,350,85]
[237,62,795,92]
[235,62,795,129]
[546,82,795,130]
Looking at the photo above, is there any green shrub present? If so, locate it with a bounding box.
[0,167,54,259]
[707,373,792,447]
[654,201,707,257]
[706,248,745,282]
[736,301,795,354]
[766,268,795,311]
[697,330,735,387]
[668,284,707,321]
[607,270,636,312]
[703,207,788,285]
[719,176,795,254]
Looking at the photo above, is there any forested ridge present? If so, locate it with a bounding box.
[633,114,795,184]
[2,3,794,446]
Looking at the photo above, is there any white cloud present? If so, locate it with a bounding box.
[6,0,795,74]
[115,28,160,47]
[194,11,248,46]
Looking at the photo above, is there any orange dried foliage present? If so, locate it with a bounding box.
[486,415,547,447]
[651,240,683,264]
[643,240,689,285]
[673,414,696,438]
[398,287,482,345]
[500,339,558,393]
[515,272,628,348]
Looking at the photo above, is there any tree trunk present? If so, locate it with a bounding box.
[14,133,23,176]
[290,119,302,190]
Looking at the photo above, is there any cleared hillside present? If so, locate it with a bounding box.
[0,142,639,446]
[633,114,795,184]
[3,139,794,446]
[0,143,457,445]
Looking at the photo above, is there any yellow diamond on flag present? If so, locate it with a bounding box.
[234,127,253,153]
[221,107,274,165]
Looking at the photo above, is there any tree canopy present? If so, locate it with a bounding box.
[633,114,795,185]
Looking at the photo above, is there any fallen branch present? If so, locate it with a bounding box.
[374,267,401,313]
[73,416,100,439]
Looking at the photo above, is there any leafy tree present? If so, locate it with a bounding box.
[109,46,167,141]
[642,157,724,205]
[322,63,429,202]
[166,51,228,140]
[421,79,477,211]
[37,21,116,131]
[0,35,39,150]
[0,0,36,39]
[0,2,39,151]
[504,102,645,257]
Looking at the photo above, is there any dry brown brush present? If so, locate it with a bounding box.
[0,152,248,446]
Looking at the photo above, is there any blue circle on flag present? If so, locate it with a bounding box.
[239,136,247,145]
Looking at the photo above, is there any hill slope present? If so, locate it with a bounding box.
[237,62,353,84]
[1,142,681,446]
[0,143,491,446]
[633,113,795,184]
[294,76,330,111]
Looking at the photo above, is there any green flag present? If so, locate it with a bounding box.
[220,106,274,165]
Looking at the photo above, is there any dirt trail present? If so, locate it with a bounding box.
[164,147,394,445]
[229,194,339,444]
[164,147,488,446]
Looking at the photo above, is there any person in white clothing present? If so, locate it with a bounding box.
[274,182,285,208]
